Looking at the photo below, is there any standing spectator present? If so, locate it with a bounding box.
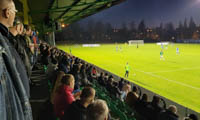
[54,74,75,119]
[0,0,32,119]
[86,99,109,120]
[63,87,96,120]
[0,0,30,97]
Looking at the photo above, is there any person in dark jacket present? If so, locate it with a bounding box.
[63,87,95,120]
[157,105,179,120]
[0,0,32,119]
[0,0,30,97]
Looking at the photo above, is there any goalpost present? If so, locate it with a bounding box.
[128,40,144,45]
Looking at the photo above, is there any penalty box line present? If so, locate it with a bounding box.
[134,69,200,91]
[147,67,200,73]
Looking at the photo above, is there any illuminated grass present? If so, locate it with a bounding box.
[58,43,200,113]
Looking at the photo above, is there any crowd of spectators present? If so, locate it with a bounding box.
[0,0,198,120]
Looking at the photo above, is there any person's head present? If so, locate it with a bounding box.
[61,74,75,90]
[122,83,131,93]
[16,23,24,35]
[9,22,23,36]
[152,95,160,105]
[125,92,139,108]
[141,93,148,102]
[24,24,32,36]
[0,0,17,28]
[87,99,109,120]
[80,87,95,107]
[168,105,177,114]
[132,86,138,93]
[188,114,198,120]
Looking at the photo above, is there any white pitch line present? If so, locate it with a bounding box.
[134,69,200,91]
[148,67,200,73]
[94,60,200,91]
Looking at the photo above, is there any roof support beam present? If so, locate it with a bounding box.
[64,3,96,22]
[55,0,81,21]
[19,0,30,24]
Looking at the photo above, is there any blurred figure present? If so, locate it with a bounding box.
[157,105,179,120]
[54,74,75,119]
[63,87,96,120]
[86,99,109,120]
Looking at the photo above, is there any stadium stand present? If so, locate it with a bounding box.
[0,1,199,120]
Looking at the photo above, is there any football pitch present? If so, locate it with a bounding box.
[57,43,200,113]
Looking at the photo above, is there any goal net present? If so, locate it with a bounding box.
[128,40,144,45]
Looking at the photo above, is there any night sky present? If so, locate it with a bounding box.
[80,0,200,28]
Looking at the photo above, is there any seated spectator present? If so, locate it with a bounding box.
[51,71,65,104]
[157,105,179,120]
[63,87,96,120]
[69,63,81,90]
[106,77,113,92]
[91,67,97,78]
[98,72,105,85]
[184,114,198,120]
[118,78,125,91]
[54,74,75,119]
[135,93,149,114]
[120,83,131,101]
[150,95,163,113]
[125,91,139,109]
[79,64,89,86]
[86,99,109,120]
[144,95,163,120]
[111,81,122,98]
[58,55,70,74]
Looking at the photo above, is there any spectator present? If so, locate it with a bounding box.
[51,71,65,104]
[69,63,81,90]
[184,114,198,120]
[157,105,179,120]
[0,0,32,119]
[135,93,149,114]
[54,74,75,119]
[118,78,125,91]
[111,81,122,98]
[63,87,96,120]
[58,55,70,74]
[92,67,97,78]
[86,99,109,120]
[125,91,139,109]
[106,77,113,92]
[80,64,89,86]
[144,95,163,120]
[98,72,104,85]
[120,83,131,101]
[0,0,30,97]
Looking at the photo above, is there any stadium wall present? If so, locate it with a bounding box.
[76,57,200,120]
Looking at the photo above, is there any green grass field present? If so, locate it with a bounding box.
[57,43,200,113]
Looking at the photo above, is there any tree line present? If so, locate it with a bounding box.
[55,17,200,44]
